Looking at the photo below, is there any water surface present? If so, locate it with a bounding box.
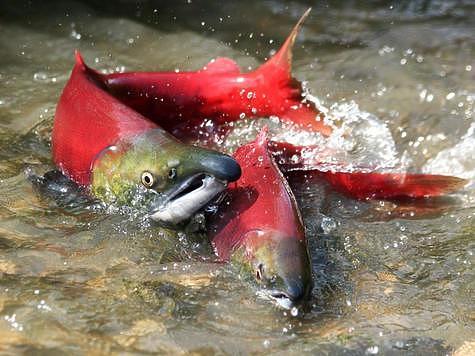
[0,1,474,354]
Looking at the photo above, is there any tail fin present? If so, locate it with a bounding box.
[269,140,467,199]
[254,9,334,136]
[322,171,467,200]
[257,8,311,79]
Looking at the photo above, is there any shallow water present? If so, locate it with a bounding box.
[0,0,474,354]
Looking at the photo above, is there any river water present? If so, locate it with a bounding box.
[0,0,474,354]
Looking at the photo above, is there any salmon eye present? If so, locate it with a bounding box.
[168,168,177,180]
[141,171,155,188]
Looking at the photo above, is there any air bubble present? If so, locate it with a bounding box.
[321,216,337,234]
[366,345,379,354]
[33,72,48,82]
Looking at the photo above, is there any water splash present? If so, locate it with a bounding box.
[224,92,399,172]
[316,98,399,171]
[424,122,475,187]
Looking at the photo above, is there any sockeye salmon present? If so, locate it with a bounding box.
[209,129,312,309]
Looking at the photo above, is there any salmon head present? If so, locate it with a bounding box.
[231,229,312,309]
[91,129,241,225]
[209,128,312,309]
[53,52,241,226]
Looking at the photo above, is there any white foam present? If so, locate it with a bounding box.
[424,122,475,184]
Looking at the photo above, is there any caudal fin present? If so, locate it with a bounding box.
[258,8,311,79]
[322,171,467,200]
[255,9,333,136]
[269,140,467,199]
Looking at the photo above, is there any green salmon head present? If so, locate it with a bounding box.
[91,129,241,225]
[233,230,313,309]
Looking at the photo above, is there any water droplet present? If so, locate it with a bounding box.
[290,307,298,316]
[419,89,427,101]
[33,72,48,82]
[446,92,455,100]
[366,345,379,354]
[394,341,405,349]
[321,216,337,234]
[239,112,246,119]
[290,155,299,164]
[70,29,82,40]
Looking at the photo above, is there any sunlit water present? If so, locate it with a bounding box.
[0,1,474,354]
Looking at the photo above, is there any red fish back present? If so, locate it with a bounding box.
[210,129,305,260]
[52,52,157,185]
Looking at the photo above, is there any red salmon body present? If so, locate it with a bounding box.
[210,129,305,259]
[99,9,331,137]
[208,128,312,305]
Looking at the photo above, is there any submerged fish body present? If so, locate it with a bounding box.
[52,52,241,225]
[209,129,312,309]
[269,141,467,199]
[93,9,332,138]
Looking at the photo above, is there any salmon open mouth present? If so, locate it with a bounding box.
[149,173,227,225]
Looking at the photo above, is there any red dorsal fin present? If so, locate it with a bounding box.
[255,126,269,146]
[257,8,311,78]
[74,49,86,69]
[201,57,240,74]
[73,50,107,89]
